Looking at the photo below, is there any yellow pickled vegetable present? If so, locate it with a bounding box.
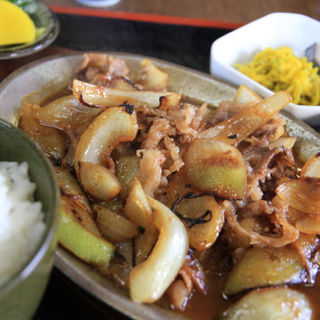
[235,47,320,106]
[0,0,36,46]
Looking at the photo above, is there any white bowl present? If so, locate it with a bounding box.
[210,12,320,126]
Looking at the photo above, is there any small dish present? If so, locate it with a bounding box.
[210,12,320,126]
[0,1,60,60]
[0,120,60,320]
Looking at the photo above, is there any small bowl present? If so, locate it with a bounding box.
[210,12,320,126]
[0,119,60,320]
[0,1,60,60]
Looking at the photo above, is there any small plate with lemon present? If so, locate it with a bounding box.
[0,0,59,59]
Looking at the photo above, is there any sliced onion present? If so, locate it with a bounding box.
[116,155,140,198]
[221,287,312,320]
[61,195,100,236]
[269,137,296,150]
[295,214,320,234]
[276,179,320,214]
[78,161,121,201]
[94,204,138,243]
[166,168,193,206]
[200,91,291,145]
[124,178,158,264]
[223,246,305,296]
[54,166,89,206]
[34,95,101,131]
[133,226,158,265]
[269,122,285,142]
[159,94,181,110]
[74,106,138,175]
[301,152,320,179]
[124,178,152,228]
[139,58,168,90]
[59,203,114,267]
[20,103,67,160]
[109,77,138,91]
[233,84,262,104]
[184,139,247,199]
[172,193,224,250]
[73,79,180,108]
[129,196,188,303]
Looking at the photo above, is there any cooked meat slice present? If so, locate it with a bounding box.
[166,251,206,311]
[246,147,296,201]
[167,279,190,311]
[163,136,184,176]
[136,149,165,196]
[141,118,170,150]
[76,53,129,85]
[174,105,199,142]
[211,100,254,124]
[224,200,299,248]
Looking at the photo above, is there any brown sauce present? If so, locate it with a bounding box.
[175,269,320,320]
[181,272,230,320]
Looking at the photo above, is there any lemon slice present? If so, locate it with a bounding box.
[0,0,36,46]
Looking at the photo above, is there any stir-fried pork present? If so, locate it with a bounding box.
[19,54,320,318]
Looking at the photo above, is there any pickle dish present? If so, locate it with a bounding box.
[210,12,320,126]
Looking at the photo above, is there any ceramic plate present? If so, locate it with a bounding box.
[0,2,60,60]
[1,53,320,320]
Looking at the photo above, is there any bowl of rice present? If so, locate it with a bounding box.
[0,119,59,320]
[210,12,320,126]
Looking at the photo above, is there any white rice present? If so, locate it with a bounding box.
[0,162,45,287]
